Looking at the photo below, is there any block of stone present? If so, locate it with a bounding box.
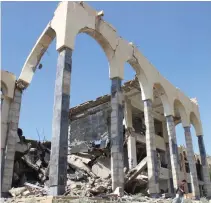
[9,187,27,197]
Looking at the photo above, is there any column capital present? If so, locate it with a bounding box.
[15,80,27,91]
[143,98,152,103]
[165,115,174,122]
[184,126,191,132]
[57,46,73,53]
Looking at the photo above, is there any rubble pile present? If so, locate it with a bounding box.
[9,139,115,198]
[5,138,162,201]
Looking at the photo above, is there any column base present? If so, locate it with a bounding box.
[50,185,65,196]
[191,196,200,200]
[150,193,160,198]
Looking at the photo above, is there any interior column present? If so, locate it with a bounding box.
[143,99,159,196]
[125,98,137,169]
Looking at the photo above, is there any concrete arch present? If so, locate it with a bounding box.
[18,2,118,88]
[18,25,56,88]
[190,111,203,136]
[17,1,202,127]
[152,82,173,116]
[127,53,152,101]
[1,70,16,99]
[134,68,152,101]
[1,81,8,96]
[18,2,148,90]
[173,99,189,127]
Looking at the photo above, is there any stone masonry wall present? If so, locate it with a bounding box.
[69,102,111,144]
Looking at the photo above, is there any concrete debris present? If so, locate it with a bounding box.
[8,183,47,198]
[7,138,114,199]
[125,157,148,186]
[1,193,177,203]
[8,187,27,197]
[4,138,171,202]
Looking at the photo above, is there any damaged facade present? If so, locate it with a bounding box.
[68,78,211,198]
[1,1,211,200]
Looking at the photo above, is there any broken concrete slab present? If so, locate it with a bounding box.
[125,157,147,186]
[67,155,96,178]
[91,157,110,179]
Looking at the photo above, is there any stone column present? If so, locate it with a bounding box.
[143,99,159,196]
[110,77,124,192]
[163,121,174,194]
[1,88,22,193]
[165,143,175,194]
[125,99,137,169]
[184,126,200,199]
[49,47,72,196]
[198,135,211,196]
[1,96,11,169]
[166,115,180,193]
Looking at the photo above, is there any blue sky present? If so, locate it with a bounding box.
[2,2,211,154]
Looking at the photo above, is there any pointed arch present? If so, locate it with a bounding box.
[152,83,172,116]
[1,70,16,99]
[190,111,203,136]
[18,25,56,88]
[173,99,189,127]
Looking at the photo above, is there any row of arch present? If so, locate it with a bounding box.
[17,1,203,136]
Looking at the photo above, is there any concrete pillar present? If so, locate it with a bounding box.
[49,47,72,196]
[1,88,22,193]
[143,99,159,196]
[181,150,189,194]
[165,143,174,194]
[184,126,200,199]
[110,77,124,192]
[1,96,11,169]
[127,136,137,169]
[125,99,137,169]
[166,115,180,193]
[162,121,174,194]
[198,135,211,197]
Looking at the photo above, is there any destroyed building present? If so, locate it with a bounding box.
[68,78,211,198]
[1,1,211,200]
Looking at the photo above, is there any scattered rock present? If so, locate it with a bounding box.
[9,187,27,197]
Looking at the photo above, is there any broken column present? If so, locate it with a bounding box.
[49,47,72,196]
[124,98,137,169]
[143,99,159,196]
[1,87,22,193]
[198,135,211,196]
[184,126,200,199]
[165,115,180,193]
[110,77,124,192]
